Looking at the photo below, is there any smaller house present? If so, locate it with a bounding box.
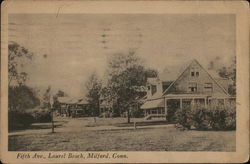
[56,97,89,117]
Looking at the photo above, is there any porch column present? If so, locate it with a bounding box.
[164,97,168,118]
[191,98,194,107]
[204,98,207,108]
[180,98,183,110]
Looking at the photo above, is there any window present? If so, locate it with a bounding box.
[204,83,213,92]
[151,85,157,95]
[191,67,199,77]
[147,85,150,90]
[188,82,197,92]
[151,109,157,114]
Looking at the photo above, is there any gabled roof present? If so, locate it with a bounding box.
[57,97,88,105]
[57,97,72,104]
[162,59,230,96]
[159,60,192,82]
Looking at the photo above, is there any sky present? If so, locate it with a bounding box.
[9,14,235,97]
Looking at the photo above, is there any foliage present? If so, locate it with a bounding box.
[103,51,158,122]
[130,107,144,118]
[8,42,33,86]
[26,108,52,123]
[166,100,180,122]
[85,73,102,116]
[175,101,236,130]
[8,85,40,111]
[9,108,52,130]
[41,86,52,109]
[175,107,191,130]
[217,56,236,95]
[8,110,34,130]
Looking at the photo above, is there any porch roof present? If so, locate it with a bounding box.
[164,93,232,99]
[164,93,208,99]
[141,98,164,109]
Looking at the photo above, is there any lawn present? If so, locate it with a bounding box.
[9,117,235,151]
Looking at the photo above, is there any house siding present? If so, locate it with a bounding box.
[166,61,228,97]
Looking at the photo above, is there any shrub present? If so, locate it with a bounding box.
[8,110,34,130]
[131,108,144,118]
[26,108,52,123]
[189,106,211,130]
[175,107,191,129]
[175,100,236,131]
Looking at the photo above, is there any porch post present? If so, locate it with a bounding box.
[180,98,183,110]
[204,98,207,108]
[164,97,168,118]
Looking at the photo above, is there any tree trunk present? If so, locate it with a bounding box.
[127,109,130,123]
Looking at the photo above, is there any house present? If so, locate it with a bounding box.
[56,97,89,117]
[141,59,235,120]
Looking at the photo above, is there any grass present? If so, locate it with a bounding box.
[84,117,168,127]
[9,117,236,151]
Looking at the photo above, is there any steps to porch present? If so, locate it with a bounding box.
[144,114,166,120]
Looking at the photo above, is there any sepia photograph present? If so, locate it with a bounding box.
[1,0,249,163]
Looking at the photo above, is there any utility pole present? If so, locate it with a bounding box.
[51,106,55,133]
[50,94,55,133]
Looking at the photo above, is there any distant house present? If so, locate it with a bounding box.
[141,59,235,119]
[56,97,89,117]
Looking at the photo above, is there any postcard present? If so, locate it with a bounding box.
[1,0,249,163]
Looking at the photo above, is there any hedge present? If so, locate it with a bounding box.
[175,102,236,130]
[9,108,52,131]
[8,110,34,130]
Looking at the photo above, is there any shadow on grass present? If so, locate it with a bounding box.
[9,120,67,132]
[115,120,173,127]
[96,126,168,133]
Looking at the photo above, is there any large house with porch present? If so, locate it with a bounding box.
[141,59,235,120]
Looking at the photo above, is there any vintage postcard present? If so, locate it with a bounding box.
[1,0,249,163]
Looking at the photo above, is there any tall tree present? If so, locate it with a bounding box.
[85,72,102,116]
[104,51,158,123]
[217,56,236,95]
[41,86,52,109]
[8,85,40,111]
[8,42,33,86]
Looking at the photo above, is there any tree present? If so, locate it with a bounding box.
[8,42,33,86]
[41,86,52,109]
[8,85,40,111]
[85,73,102,116]
[104,51,158,123]
[217,56,236,95]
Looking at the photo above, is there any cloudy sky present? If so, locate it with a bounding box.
[9,14,235,97]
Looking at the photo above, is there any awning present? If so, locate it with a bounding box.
[140,98,164,109]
